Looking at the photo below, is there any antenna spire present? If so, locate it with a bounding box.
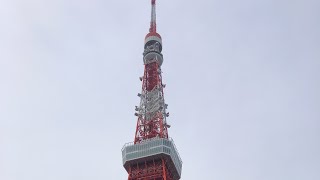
[150,0,157,32]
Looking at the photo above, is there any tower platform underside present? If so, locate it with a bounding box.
[122,138,182,179]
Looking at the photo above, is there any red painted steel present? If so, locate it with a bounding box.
[145,32,162,40]
[127,158,174,180]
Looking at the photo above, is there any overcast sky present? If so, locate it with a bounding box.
[0,0,320,179]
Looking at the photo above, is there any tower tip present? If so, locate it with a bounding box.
[149,0,157,33]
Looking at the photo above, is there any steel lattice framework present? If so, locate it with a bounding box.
[122,1,182,180]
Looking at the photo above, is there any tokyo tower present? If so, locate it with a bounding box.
[121,0,183,180]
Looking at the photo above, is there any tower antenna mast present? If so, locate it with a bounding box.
[150,0,157,33]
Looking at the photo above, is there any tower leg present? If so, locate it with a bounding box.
[162,159,167,180]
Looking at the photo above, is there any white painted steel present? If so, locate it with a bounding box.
[144,36,162,46]
[122,137,182,178]
[143,52,163,65]
[136,84,166,121]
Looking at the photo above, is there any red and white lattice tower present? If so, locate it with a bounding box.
[121,0,182,180]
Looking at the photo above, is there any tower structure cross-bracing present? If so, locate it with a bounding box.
[121,1,183,180]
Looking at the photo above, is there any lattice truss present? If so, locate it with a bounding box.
[128,159,174,180]
[134,59,169,143]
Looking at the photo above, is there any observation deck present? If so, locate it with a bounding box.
[122,137,182,179]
